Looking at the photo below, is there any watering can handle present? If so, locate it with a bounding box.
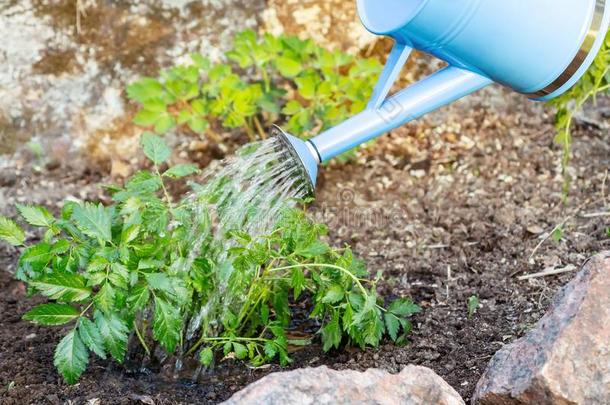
[308,41,493,162]
[367,42,413,110]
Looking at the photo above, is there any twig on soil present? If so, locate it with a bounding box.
[579,211,610,218]
[425,242,478,250]
[426,244,449,249]
[602,169,608,208]
[517,264,577,281]
[445,265,453,300]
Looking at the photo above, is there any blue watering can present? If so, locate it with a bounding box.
[277,0,610,192]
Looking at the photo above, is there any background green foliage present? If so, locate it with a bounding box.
[0,135,418,383]
[550,30,610,196]
[127,30,381,147]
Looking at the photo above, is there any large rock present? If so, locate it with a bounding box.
[473,252,610,404]
[0,0,264,167]
[223,365,464,404]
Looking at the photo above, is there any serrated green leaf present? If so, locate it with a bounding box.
[0,216,25,246]
[108,263,129,289]
[191,99,207,115]
[126,78,164,104]
[263,341,277,359]
[260,304,269,324]
[144,272,172,291]
[281,100,301,115]
[295,75,317,100]
[291,268,305,300]
[51,240,71,254]
[120,224,140,246]
[16,204,54,227]
[127,283,150,312]
[187,116,208,133]
[20,243,52,268]
[177,108,192,124]
[384,313,400,342]
[78,318,106,359]
[275,57,302,77]
[143,99,167,113]
[54,330,89,384]
[31,272,91,302]
[94,311,128,363]
[154,115,176,134]
[321,312,341,351]
[232,342,248,360]
[388,298,421,317]
[321,284,344,304]
[94,283,115,313]
[23,303,80,326]
[71,203,112,243]
[297,241,329,258]
[163,164,200,179]
[153,297,181,353]
[223,341,232,356]
[199,347,214,366]
[133,109,161,126]
[363,315,384,347]
[141,132,171,164]
[124,171,162,195]
[87,256,109,273]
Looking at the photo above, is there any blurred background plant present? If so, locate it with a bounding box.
[127,30,381,159]
[550,30,610,198]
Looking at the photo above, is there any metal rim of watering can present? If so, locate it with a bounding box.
[271,125,316,198]
[526,0,606,98]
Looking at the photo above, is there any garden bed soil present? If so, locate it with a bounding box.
[1,89,609,404]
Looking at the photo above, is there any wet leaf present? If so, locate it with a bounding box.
[23,303,80,326]
[54,330,89,384]
[0,216,25,246]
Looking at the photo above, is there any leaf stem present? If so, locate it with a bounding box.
[134,320,151,356]
[269,263,368,296]
[79,301,94,318]
[253,116,266,139]
[155,166,174,211]
[244,121,257,142]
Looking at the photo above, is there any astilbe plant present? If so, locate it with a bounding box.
[0,134,419,383]
[550,30,610,196]
[126,30,382,145]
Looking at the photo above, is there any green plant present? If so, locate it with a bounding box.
[606,227,610,237]
[551,226,563,243]
[127,30,381,151]
[0,134,418,383]
[467,295,479,318]
[550,30,610,196]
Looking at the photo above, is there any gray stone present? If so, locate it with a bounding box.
[473,252,610,405]
[223,365,465,405]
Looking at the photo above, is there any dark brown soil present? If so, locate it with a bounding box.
[1,89,609,404]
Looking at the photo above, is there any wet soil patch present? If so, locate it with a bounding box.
[1,91,609,403]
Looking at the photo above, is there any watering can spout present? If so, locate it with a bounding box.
[277,0,610,190]
[273,126,319,192]
[310,64,492,163]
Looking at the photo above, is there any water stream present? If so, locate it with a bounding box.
[153,136,310,378]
